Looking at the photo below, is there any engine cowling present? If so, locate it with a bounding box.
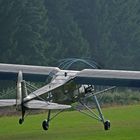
[73,85,94,100]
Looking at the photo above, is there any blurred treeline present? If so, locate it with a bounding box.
[0,0,140,70]
[0,0,140,104]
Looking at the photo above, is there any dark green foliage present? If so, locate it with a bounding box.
[0,0,140,104]
[69,0,140,70]
[45,0,90,65]
[11,0,48,65]
[0,0,140,70]
[101,90,140,105]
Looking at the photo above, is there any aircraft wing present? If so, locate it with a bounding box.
[0,99,16,107]
[24,70,78,101]
[24,100,71,110]
[74,69,140,87]
[0,63,60,82]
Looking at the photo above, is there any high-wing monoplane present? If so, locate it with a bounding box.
[0,63,140,131]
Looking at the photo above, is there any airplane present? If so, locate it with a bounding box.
[0,63,140,131]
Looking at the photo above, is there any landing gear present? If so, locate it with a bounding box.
[42,120,49,130]
[42,109,64,131]
[75,86,115,131]
[19,106,25,125]
[42,110,51,131]
[93,95,111,130]
[104,120,110,130]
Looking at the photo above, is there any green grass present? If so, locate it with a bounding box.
[0,104,140,140]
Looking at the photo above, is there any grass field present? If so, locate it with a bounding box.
[0,104,140,140]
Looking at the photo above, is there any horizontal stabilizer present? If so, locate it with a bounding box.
[24,100,71,110]
[0,99,16,107]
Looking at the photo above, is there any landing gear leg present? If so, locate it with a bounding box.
[19,108,25,124]
[93,95,110,130]
[19,101,26,125]
[42,110,51,131]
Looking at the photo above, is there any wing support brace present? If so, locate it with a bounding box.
[75,86,113,130]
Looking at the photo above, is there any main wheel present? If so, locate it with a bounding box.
[19,118,24,124]
[42,120,49,130]
[104,120,110,130]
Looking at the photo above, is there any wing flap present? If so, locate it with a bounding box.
[0,99,16,107]
[24,100,71,110]
[74,69,140,87]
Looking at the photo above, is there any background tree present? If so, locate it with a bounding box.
[45,0,90,65]
[0,0,48,65]
[0,0,140,70]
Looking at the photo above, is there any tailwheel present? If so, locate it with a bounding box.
[42,120,49,131]
[19,118,24,124]
[104,120,110,130]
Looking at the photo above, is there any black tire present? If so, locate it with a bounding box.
[19,118,23,124]
[104,120,110,130]
[42,120,49,130]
